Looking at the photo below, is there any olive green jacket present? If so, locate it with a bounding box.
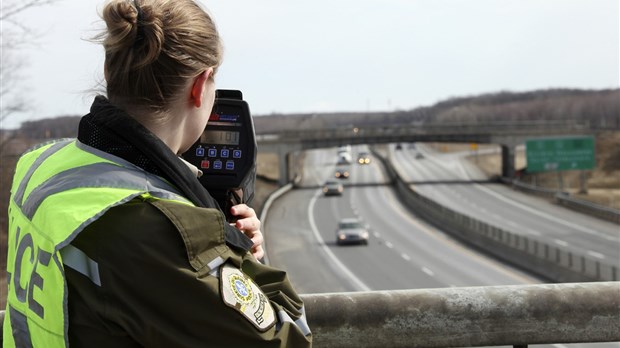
[66,196,311,347]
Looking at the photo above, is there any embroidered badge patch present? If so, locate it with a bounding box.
[220,264,276,331]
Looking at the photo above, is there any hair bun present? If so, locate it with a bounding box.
[100,0,223,112]
[102,0,164,69]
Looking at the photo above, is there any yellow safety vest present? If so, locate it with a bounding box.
[3,139,193,348]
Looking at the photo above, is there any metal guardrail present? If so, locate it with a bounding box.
[500,177,560,199]
[2,282,618,347]
[504,179,620,224]
[555,193,620,224]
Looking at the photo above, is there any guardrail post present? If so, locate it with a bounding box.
[581,256,586,272]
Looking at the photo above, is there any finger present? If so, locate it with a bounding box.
[230,204,255,218]
[249,229,263,246]
[252,245,265,260]
[235,216,260,232]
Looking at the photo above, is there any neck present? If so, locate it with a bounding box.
[142,117,184,154]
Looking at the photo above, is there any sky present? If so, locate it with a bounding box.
[1,0,618,129]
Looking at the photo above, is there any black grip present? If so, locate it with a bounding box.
[224,188,244,222]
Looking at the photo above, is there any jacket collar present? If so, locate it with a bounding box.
[77,96,253,251]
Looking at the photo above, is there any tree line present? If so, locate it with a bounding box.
[2,88,618,141]
[252,88,620,133]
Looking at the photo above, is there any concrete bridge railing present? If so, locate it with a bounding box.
[1,282,618,347]
[302,281,620,347]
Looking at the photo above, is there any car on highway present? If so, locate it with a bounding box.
[357,152,371,165]
[323,180,344,196]
[415,152,425,159]
[334,167,350,179]
[336,218,369,245]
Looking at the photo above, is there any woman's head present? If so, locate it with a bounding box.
[99,0,222,114]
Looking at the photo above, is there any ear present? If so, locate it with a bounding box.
[190,68,214,108]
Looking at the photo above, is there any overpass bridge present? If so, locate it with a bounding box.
[256,120,598,184]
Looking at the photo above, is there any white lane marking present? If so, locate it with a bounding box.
[308,190,371,291]
[422,267,435,277]
[587,250,605,259]
[385,241,394,249]
[526,228,542,236]
[554,239,569,247]
[401,253,411,261]
[373,232,381,238]
[380,182,539,284]
[457,161,616,241]
[553,344,569,348]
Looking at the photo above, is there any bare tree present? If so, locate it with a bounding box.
[1,0,62,124]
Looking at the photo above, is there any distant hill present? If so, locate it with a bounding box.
[4,88,618,138]
[252,88,620,133]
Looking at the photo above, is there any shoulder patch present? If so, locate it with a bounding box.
[220,263,276,331]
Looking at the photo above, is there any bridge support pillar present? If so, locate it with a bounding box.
[277,147,290,186]
[258,142,302,187]
[501,144,515,178]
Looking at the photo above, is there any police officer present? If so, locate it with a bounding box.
[3,0,311,347]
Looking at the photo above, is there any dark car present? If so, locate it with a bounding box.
[336,218,369,245]
[323,180,344,196]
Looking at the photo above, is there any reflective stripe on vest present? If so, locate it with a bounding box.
[3,139,193,348]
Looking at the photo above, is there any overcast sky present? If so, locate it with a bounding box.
[1,0,618,129]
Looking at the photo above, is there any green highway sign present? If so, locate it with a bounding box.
[525,136,595,173]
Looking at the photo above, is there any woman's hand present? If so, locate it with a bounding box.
[230,204,264,260]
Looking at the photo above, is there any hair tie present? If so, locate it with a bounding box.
[133,0,144,45]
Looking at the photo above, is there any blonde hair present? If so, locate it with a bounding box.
[98,0,222,113]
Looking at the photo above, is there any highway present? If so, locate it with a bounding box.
[263,145,619,348]
[264,146,543,293]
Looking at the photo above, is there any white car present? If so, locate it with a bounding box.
[336,218,369,245]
